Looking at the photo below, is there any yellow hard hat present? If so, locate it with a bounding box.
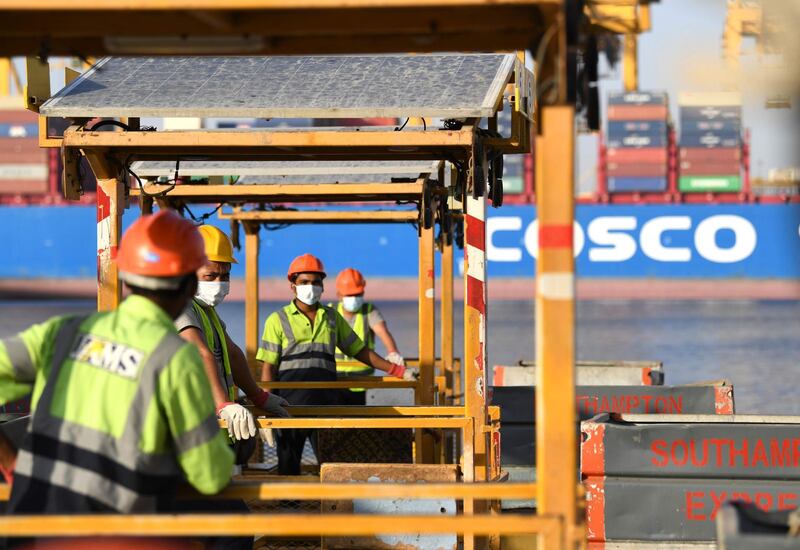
[197,225,238,264]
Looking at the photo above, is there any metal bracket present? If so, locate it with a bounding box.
[24,57,50,113]
[60,146,83,200]
[489,153,504,207]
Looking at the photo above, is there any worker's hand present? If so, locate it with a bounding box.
[252,390,291,418]
[259,428,277,448]
[386,352,405,366]
[217,402,257,441]
[402,366,420,381]
[0,459,14,486]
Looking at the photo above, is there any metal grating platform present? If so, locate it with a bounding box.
[41,54,516,119]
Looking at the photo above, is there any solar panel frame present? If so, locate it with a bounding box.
[40,54,516,119]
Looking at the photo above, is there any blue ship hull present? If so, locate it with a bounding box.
[5,204,800,279]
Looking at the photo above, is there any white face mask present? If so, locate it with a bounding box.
[342,295,364,313]
[295,284,322,306]
[196,281,230,307]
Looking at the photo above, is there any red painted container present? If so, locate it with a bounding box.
[607,162,668,177]
[606,147,668,164]
[680,159,741,175]
[0,137,46,164]
[679,147,741,163]
[607,105,669,121]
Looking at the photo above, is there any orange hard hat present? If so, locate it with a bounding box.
[118,210,206,289]
[287,253,326,281]
[336,268,366,295]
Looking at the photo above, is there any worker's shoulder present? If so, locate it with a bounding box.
[174,303,201,332]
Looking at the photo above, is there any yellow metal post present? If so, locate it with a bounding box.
[0,58,10,97]
[417,223,436,463]
[623,33,638,92]
[244,222,260,372]
[441,239,454,401]
[85,152,124,311]
[535,105,577,548]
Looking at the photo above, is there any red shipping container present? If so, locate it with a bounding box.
[0,138,46,164]
[0,109,38,125]
[0,179,48,194]
[680,160,740,175]
[607,105,669,120]
[606,147,668,164]
[607,162,668,177]
[679,147,740,163]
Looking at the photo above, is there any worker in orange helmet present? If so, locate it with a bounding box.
[0,210,234,519]
[331,267,404,406]
[257,254,419,474]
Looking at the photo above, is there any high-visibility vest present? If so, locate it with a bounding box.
[331,302,375,374]
[191,299,236,401]
[0,295,234,514]
[256,302,364,379]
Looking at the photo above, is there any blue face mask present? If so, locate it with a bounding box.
[342,295,364,312]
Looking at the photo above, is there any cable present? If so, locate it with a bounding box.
[184,203,223,224]
[422,118,427,131]
[88,120,130,132]
[394,118,410,131]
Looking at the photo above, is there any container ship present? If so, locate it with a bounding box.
[2,91,799,299]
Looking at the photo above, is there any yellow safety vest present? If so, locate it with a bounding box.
[331,303,375,391]
[191,299,236,401]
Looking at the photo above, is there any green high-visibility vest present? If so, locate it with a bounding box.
[330,303,375,394]
[191,299,236,401]
[0,295,234,513]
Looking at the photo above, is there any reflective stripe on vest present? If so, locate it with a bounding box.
[276,306,336,374]
[16,315,211,513]
[191,300,236,401]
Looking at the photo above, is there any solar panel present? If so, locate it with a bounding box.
[130,160,441,184]
[41,54,515,119]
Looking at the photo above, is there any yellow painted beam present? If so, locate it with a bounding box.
[276,405,465,416]
[0,513,561,537]
[132,183,425,203]
[219,210,419,223]
[243,417,470,429]
[623,33,638,92]
[244,222,260,371]
[417,224,436,462]
[535,105,577,547]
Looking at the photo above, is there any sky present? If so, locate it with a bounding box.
[577,0,799,191]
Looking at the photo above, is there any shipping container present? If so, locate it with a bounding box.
[0,138,47,164]
[607,134,668,149]
[607,120,668,134]
[607,162,668,178]
[585,476,800,542]
[493,384,733,423]
[607,105,669,121]
[492,361,664,386]
[0,123,38,138]
[679,175,742,192]
[581,414,800,479]
[609,176,668,192]
[679,147,741,163]
[680,160,740,176]
[681,119,740,134]
[680,105,742,121]
[608,91,668,106]
[678,91,742,106]
[607,147,668,164]
[679,133,741,148]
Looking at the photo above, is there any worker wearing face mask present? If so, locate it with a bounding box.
[176,225,289,454]
[330,268,404,406]
[257,254,418,475]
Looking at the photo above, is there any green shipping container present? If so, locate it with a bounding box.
[679,175,741,192]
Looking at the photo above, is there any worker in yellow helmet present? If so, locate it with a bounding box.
[176,224,289,453]
[0,210,234,516]
[331,267,404,406]
[257,254,419,474]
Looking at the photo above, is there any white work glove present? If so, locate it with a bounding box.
[259,427,276,448]
[386,352,405,366]
[217,402,257,441]
[402,366,420,381]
